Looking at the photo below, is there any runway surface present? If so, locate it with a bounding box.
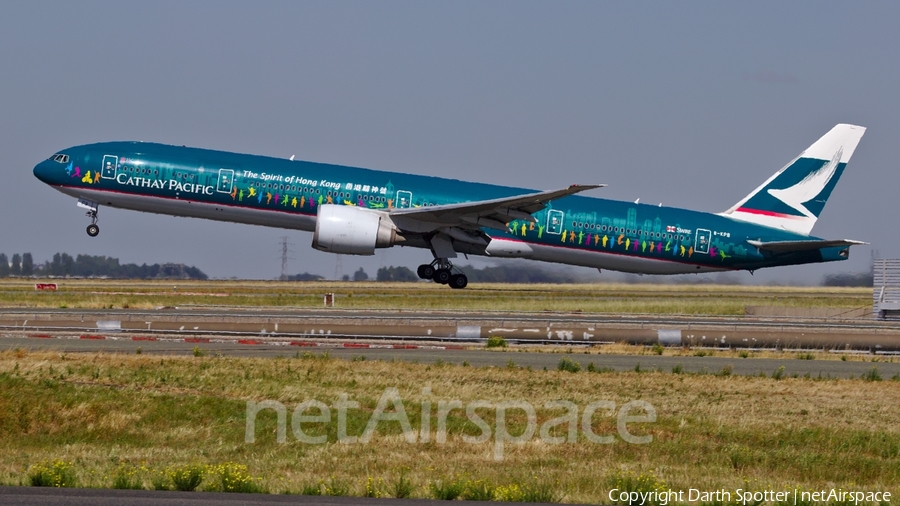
[3,335,897,379]
[0,486,536,506]
[3,307,900,350]
[3,306,897,330]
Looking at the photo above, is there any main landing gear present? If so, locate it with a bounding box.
[417,259,468,289]
[85,208,99,237]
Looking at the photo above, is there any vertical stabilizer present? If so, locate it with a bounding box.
[720,124,865,235]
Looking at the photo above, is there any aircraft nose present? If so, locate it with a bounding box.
[33,160,51,183]
[33,159,62,185]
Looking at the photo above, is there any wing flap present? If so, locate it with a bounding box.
[747,239,868,253]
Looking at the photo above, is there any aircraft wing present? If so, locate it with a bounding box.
[388,184,604,230]
[747,239,868,253]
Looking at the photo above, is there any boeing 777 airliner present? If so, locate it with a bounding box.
[33,124,866,288]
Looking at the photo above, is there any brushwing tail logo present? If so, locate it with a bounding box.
[766,147,842,219]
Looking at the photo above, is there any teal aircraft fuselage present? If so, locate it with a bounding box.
[32,125,866,284]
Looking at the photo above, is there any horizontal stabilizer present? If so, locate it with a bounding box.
[747,239,868,253]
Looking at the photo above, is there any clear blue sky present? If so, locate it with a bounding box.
[2,1,898,283]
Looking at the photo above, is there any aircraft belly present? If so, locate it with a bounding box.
[527,243,726,275]
[59,186,317,232]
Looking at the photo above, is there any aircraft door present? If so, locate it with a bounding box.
[695,229,711,254]
[101,155,118,180]
[395,190,412,208]
[217,169,235,193]
[546,210,564,235]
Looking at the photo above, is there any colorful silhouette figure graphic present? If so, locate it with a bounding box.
[248,187,256,198]
[72,167,82,178]
[265,192,272,204]
[538,225,544,239]
[521,223,527,236]
[617,234,624,246]
[65,163,73,176]
[601,235,608,247]
[577,231,584,244]
[688,247,694,257]
[561,231,567,242]
[641,241,647,253]
[81,171,93,184]
[680,245,686,257]
[238,189,244,201]
[291,197,298,208]
[93,171,101,184]
[230,187,237,200]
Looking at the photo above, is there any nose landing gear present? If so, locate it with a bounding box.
[416,259,468,289]
[77,199,101,237]
[85,207,99,237]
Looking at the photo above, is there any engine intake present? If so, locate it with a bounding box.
[312,204,401,255]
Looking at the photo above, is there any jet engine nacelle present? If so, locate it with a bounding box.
[312,204,400,255]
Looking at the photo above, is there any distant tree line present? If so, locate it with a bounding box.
[458,264,581,283]
[285,267,417,282]
[822,271,874,287]
[285,262,882,287]
[0,253,34,277]
[283,272,325,281]
[0,252,207,280]
[369,264,582,283]
[376,266,419,282]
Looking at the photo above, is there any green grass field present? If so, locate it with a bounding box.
[0,279,871,315]
[0,280,891,503]
[1,349,898,503]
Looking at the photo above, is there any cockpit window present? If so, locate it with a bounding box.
[51,154,70,163]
